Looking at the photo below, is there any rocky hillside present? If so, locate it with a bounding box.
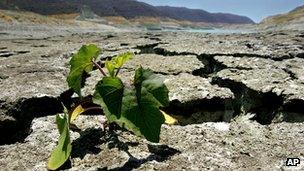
[157,6,254,24]
[0,0,254,24]
[260,5,304,30]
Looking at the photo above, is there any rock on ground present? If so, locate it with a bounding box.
[123,54,204,75]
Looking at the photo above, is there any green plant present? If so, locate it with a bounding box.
[47,44,176,170]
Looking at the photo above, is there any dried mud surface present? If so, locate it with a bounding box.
[0,29,304,170]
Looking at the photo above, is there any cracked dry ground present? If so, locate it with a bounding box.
[0,30,304,170]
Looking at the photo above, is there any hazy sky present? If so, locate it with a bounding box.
[139,0,304,23]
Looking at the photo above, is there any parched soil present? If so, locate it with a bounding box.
[0,27,304,170]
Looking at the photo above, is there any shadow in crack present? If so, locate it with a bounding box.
[0,96,64,145]
[71,125,139,160]
[163,98,234,125]
[71,128,104,159]
[63,124,180,170]
[281,99,304,122]
[97,130,181,171]
[98,144,180,171]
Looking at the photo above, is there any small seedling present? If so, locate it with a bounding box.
[47,44,177,170]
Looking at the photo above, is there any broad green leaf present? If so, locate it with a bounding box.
[135,67,169,107]
[113,52,133,68]
[56,113,65,134]
[48,110,72,170]
[119,87,165,142]
[93,77,124,121]
[105,60,116,77]
[56,105,69,134]
[67,44,101,97]
[93,67,169,142]
[70,104,85,122]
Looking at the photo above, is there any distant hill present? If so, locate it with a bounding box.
[157,6,254,24]
[260,5,304,29]
[290,5,304,13]
[0,0,254,24]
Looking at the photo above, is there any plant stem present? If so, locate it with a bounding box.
[115,67,121,77]
[83,106,103,113]
[92,60,107,77]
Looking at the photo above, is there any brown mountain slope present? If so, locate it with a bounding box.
[260,5,304,29]
[0,0,254,24]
